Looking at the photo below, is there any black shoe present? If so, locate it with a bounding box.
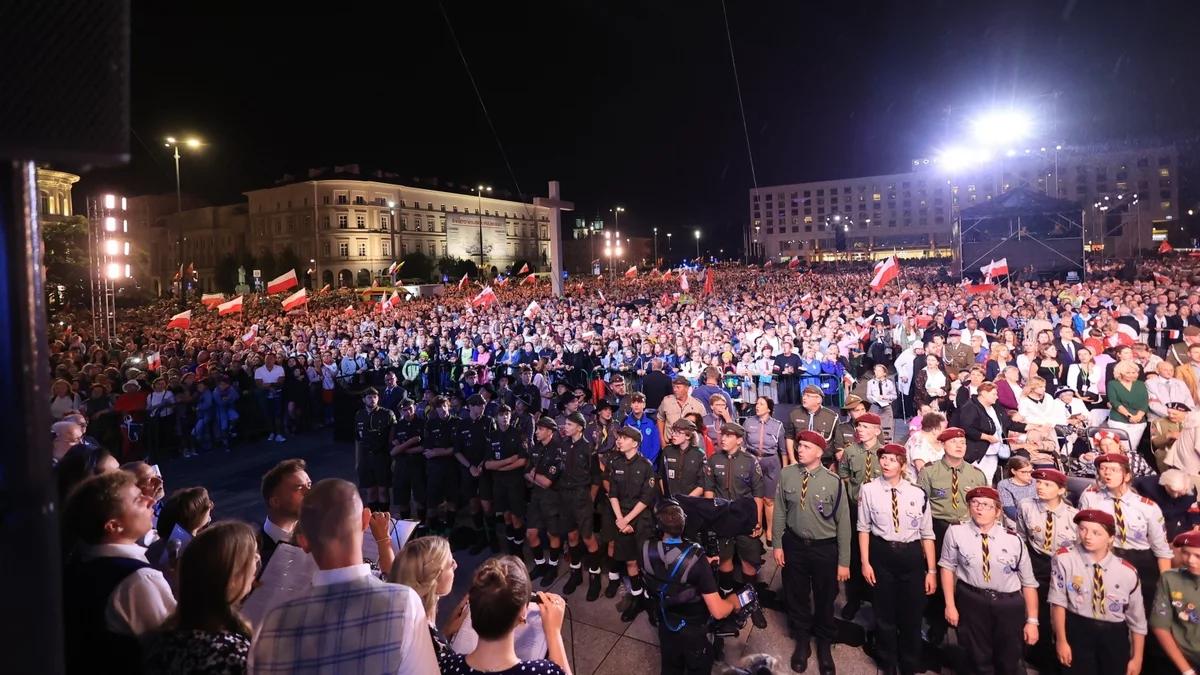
[586,574,602,601]
[751,605,768,629]
[605,577,621,598]
[563,568,583,595]
[619,595,644,622]
[540,565,559,588]
[839,599,861,621]
[529,562,548,581]
[791,638,811,673]
[816,640,835,675]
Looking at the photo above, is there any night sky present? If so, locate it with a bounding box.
[75,0,1200,250]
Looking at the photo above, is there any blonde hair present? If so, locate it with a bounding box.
[390,535,452,619]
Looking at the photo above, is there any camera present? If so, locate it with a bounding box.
[712,585,759,638]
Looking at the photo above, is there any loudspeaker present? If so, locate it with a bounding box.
[0,0,130,164]
[834,225,848,252]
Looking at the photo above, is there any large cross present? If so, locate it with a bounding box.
[533,180,573,297]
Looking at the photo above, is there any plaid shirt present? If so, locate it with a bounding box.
[249,565,436,675]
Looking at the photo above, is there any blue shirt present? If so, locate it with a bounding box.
[623,412,660,465]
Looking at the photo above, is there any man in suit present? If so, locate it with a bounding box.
[257,458,312,570]
[951,382,1027,484]
[250,479,437,675]
[641,358,673,411]
[1055,326,1084,366]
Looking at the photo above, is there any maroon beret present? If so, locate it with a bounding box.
[1074,509,1117,534]
[877,443,907,463]
[966,486,1001,504]
[938,427,966,442]
[796,430,827,451]
[1031,468,1068,487]
[1093,453,1130,470]
[1173,530,1200,549]
[856,413,882,427]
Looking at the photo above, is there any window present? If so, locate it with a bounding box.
[356,214,366,229]
[803,216,813,223]
[1137,157,1149,167]
[323,195,331,205]
[338,242,349,257]
[322,240,331,257]
[337,214,348,229]
[1159,156,1171,166]
[382,240,390,256]
[766,228,774,234]
[353,196,366,205]
[400,242,408,255]
[358,242,367,257]
[1162,201,1172,211]
[337,195,348,205]
[1160,168,1171,177]
[380,214,391,230]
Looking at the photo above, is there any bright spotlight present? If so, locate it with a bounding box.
[104,239,119,255]
[106,263,122,279]
[971,110,1033,146]
[936,147,973,172]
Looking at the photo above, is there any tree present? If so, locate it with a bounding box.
[437,255,477,280]
[399,251,433,281]
[42,215,90,309]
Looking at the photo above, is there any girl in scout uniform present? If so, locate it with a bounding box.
[1014,468,1078,671]
[1150,530,1200,675]
[1048,509,1147,675]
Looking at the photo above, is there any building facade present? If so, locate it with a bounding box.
[244,167,552,289]
[36,167,80,220]
[749,143,1180,261]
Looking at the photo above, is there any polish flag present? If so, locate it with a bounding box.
[660,292,673,308]
[388,290,401,306]
[869,256,900,291]
[166,310,191,329]
[217,295,244,316]
[963,283,998,295]
[522,274,538,286]
[495,275,508,287]
[625,265,638,278]
[518,262,530,274]
[1153,271,1171,285]
[692,313,705,329]
[267,269,298,294]
[458,273,470,289]
[702,267,714,296]
[980,258,1009,278]
[787,257,801,270]
[679,271,690,293]
[524,301,541,319]
[146,352,161,371]
[281,288,308,311]
[472,286,497,307]
[241,325,258,347]
[344,305,355,316]
[764,260,774,269]
[1159,241,1174,254]
[200,293,224,308]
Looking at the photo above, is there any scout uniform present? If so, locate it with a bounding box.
[786,385,838,463]
[490,410,529,538]
[660,418,708,498]
[836,411,884,619]
[773,429,851,671]
[605,428,657,563]
[705,423,766,575]
[1149,531,1200,671]
[1049,510,1148,675]
[390,401,425,521]
[743,412,786,498]
[423,408,459,515]
[557,412,603,597]
[939,486,1039,675]
[1013,468,1078,668]
[856,444,935,675]
[526,417,566,579]
[832,394,868,459]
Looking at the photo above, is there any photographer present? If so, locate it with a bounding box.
[643,501,745,675]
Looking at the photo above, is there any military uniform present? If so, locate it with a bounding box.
[605,450,657,561]
[424,413,459,509]
[489,422,529,519]
[390,412,425,517]
[917,457,987,643]
[856,476,935,675]
[1078,486,1173,612]
[1014,496,1078,668]
[526,437,566,536]
[1150,568,1200,669]
[943,341,975,378]
[355,404,396,488]
[1049,544,1148,675]
[659,442,707,498]
[558,434,599,539]
[939,520,1038,675]
[786,405,838,463]
[772,463,851,649]
[706,448,766,573]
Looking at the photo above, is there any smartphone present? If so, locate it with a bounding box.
[736,586,756,608]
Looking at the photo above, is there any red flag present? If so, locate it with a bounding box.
[200,292,224,308]
[660,292,673,308]
[241,325,257,347]
[217,295,243,316]
[869,256,900,291]
[522,273,538,286]
[146,352,161,371]
[388,290,401,306]
[787,257,800,270]
[1191,252,1200,258]
[496,276,508,287]
[371,278,380,288]
[518,263,530,274]
[166,310,191,329]
[281,288,309,310]
[764,260,774,269]
[267,269,298,294]
[692,313,705,329]
[624,265,638,278]
[702,268,714,296]
[458,273,469,289]
[472,286,497,307]
[680,271,690,292]
[964,283,998,295]
[1159,241,1174,254]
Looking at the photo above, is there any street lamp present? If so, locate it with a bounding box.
[666,232,673,254]
[694,229,701,259]
[653,226,658,264]
[164,135,203,305]
[474,185,492,273]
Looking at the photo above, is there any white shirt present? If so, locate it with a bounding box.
[312,562,371,587]
[1018,394,1057,426]
[262,517,293,545]
[254,364,285,386]
[82,543,176,636]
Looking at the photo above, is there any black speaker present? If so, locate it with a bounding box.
[834,225,848,252]
[0,0,130,164]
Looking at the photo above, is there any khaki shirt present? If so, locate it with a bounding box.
[656,395,705,429]
[1150,568,1200,662]
[838,440,883,503]
[705,448,764,501]
[773,464,851,567]
[1077,486,1173,558]
[786,406,838,457]
[939,520,1038,592]
[916,458,987,524]
[943,343,975,376]
[1049,545,1147,634]
[1014,498,1078,556]
[856,477,934,543]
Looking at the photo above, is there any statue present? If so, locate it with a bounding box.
[237,266,246,285]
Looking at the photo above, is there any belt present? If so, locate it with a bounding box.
[869,535,920,548]
[957,582,1020,599]
[786,532,837,546]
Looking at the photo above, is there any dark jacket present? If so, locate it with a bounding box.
[952,398,1027,464]
[642,370,672,411]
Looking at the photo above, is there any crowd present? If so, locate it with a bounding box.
[47,255,1200,674]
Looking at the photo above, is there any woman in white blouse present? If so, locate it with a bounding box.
[1018,376,1058,427]
[50,378,82,420]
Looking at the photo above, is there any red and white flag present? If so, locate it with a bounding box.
[524,300,541,320]
[241,325,258,347]
[679,271,690,293]
[518,262,530,275]
[388,290,401,307]
[692,313,705,329]
[1159,241,1174,254]
[522,273,538,286]
[1153,271,1171,285]
[471,286,497,307]
[764,260,774,269]
[267,269,298,294]
[217,295,243,316]
[458,273,469,289]
[146,352,161,371]
[702,267,714,296]
[979,258,1009,278]
[344,305,355,316]
[598,289,606,303]
[624,265,638,278]
[869,256,900,291]
[496,276,508,287]
[166,310,191,329]
[200,293,224,308]
[787,257,801,270]
[281,287,308,311]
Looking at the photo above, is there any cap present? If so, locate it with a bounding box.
[1185,326,1200,337]
[467,394,486,406]
[536,416,559,431]
[630,391,647,402]
[1168,402,1193,412]
[803,384,823,396]
[121,380,140,392]
[1093,452,1130,469]
[1173,530,1200,549]
[617,425,643,443]
[796,430,827,451]
[840,394,864,410]
[855,412,882,427]
[672,375,691,386]
[398,398,415,409]
[362,387,379,397]
[1053,387,1077,397]
[877,443,906,462]
[566,412,587,427]
[1091,430,1121,447]
[671,418,697,433]
[1074,509,1117,534]
[719,422,746,438]
[965,486,1001,504]
[1031,468,1068,487]
[595,399,614,412]
[938,427,966,442]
